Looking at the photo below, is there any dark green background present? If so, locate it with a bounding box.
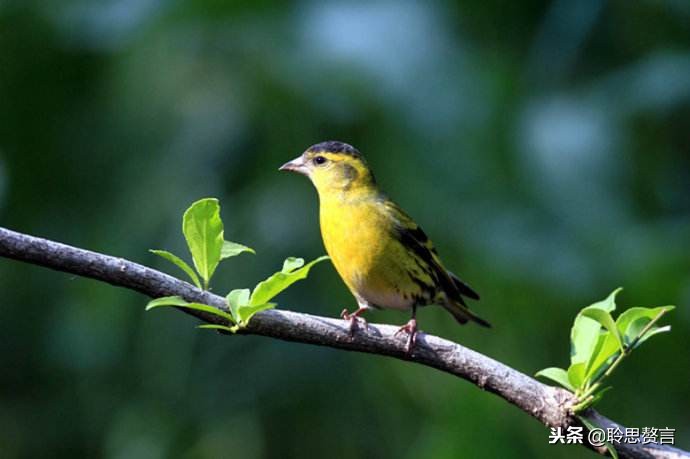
[1,1,688,457]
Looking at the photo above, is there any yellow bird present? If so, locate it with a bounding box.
[280,141,490,352]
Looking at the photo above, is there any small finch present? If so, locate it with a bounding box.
[280,141,490,352]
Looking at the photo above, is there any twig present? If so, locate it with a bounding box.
[0,226,686,459]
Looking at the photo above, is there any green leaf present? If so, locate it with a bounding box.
[567,362,587,390]
[149,249,202,289]
[226,290,274,328]
[183,198,224,288]
[627,320,672,350]
[570,288,621,366]
[584,331,620,380]
[145,295,234,322]
[609,443,620,459]
[581,308,624,352]
[237,302,276,325]
[146,296,190,310]
[227,288,251,307]
[616,305,675,346]
[535,367,574,391]
[584,331,607,374]
[633,325,671,348]
[227,289,251,321]
[221,241,255,259]
[250,255,330,306]
[282,257,305,273]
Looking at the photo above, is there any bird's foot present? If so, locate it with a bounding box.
[395,318,418,355]
[340,308,369,337]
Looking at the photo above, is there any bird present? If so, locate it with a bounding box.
[279,141,490,352]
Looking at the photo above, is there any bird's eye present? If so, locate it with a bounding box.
[313,156,327,166]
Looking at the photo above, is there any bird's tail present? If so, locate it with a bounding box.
[443,299,491,328]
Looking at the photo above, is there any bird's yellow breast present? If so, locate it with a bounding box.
[319,194,415,309]
[320,197,385,288]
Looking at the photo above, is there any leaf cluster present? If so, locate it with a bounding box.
[536,288,674,411]
[147,198,328,331]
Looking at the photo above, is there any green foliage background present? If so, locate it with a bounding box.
[0,1,688,457]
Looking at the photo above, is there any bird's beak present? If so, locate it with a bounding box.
[279,156,308,175]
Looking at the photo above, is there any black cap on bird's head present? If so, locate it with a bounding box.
[305,141,362,158]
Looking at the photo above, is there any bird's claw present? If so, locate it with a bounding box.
[341,308,369,337]
[395,319,418,355]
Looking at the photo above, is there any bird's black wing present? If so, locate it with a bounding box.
[383,200,478,304]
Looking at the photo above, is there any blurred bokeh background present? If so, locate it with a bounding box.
[1,0,688,457]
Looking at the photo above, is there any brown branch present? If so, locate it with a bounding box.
[0,226,686,459]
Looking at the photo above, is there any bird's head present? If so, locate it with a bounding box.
[279,141,376,196]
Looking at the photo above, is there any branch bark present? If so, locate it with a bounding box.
[0,226,686,459]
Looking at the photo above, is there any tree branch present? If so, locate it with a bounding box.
[0,226,686,459]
